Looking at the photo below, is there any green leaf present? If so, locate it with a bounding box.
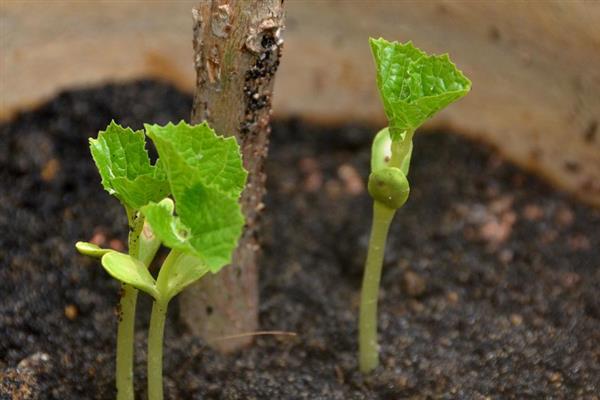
[109,173,168,211]
[89,121,169,210]
[144,121,246,199]
[138,220,163,267]
[142,121,247,273]
[140,198,196,254]
[75,241,112,258]
[100,251,159,298]
[158,253,210,299]
[370,38,471,140]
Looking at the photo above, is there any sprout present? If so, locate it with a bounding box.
[359,38,471,373]
[76,121,247,400]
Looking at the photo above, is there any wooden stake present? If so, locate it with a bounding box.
[181,0,284,352]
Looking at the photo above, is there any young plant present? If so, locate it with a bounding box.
[77,121,247,400]
[359,38,471,373]
[76,121,168,400]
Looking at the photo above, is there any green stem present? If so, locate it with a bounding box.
[147,299,169,400]
[359,201,395,373]
[116,285,138,400]
[389,129,414,170]
[146,249,181,400]
[116,213,145,400]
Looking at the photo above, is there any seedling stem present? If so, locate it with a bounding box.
[359,201,395,373]
[148,299,168,400]
[116,212,145,400]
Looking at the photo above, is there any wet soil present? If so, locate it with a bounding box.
[1,81,599,399]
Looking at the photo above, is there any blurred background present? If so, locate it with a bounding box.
[2,0,599,206]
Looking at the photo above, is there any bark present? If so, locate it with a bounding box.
[180,0,284,352]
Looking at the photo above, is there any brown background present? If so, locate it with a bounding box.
[1,0,599,206]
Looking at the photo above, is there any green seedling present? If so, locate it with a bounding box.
[77,121,247,400]
[359,38,471,373]
[76,121,167,400]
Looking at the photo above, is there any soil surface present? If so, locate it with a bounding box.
[1,81,599,400]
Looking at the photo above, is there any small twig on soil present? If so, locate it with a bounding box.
[213,330,297,342]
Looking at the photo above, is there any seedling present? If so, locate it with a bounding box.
[76,121,168,400]
[77,121,247,400]
[359,38,471,373]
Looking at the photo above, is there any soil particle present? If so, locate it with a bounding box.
[555,206,575,227]
[64,305,78,321]
[337,164,364,195]
[299,157,323,192]
[0,367,39,400]
[509,313,523,326]
[16,353,52,376]
[1,81,600,399]
[402,271,426,298]
[0,353,52,400]
[522,203,544,221]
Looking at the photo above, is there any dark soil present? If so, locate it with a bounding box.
[1,81,599,400]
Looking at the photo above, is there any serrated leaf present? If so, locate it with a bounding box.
[144,121,246,199]
[370,38,471,140]
[89,121,169,210]
[142,121,247,273]
[110,173,169,211]
[100,251,159,298]
[180,184,245,269]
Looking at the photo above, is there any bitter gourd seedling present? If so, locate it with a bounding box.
[359,38,471,373]
[76,121,247,400]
